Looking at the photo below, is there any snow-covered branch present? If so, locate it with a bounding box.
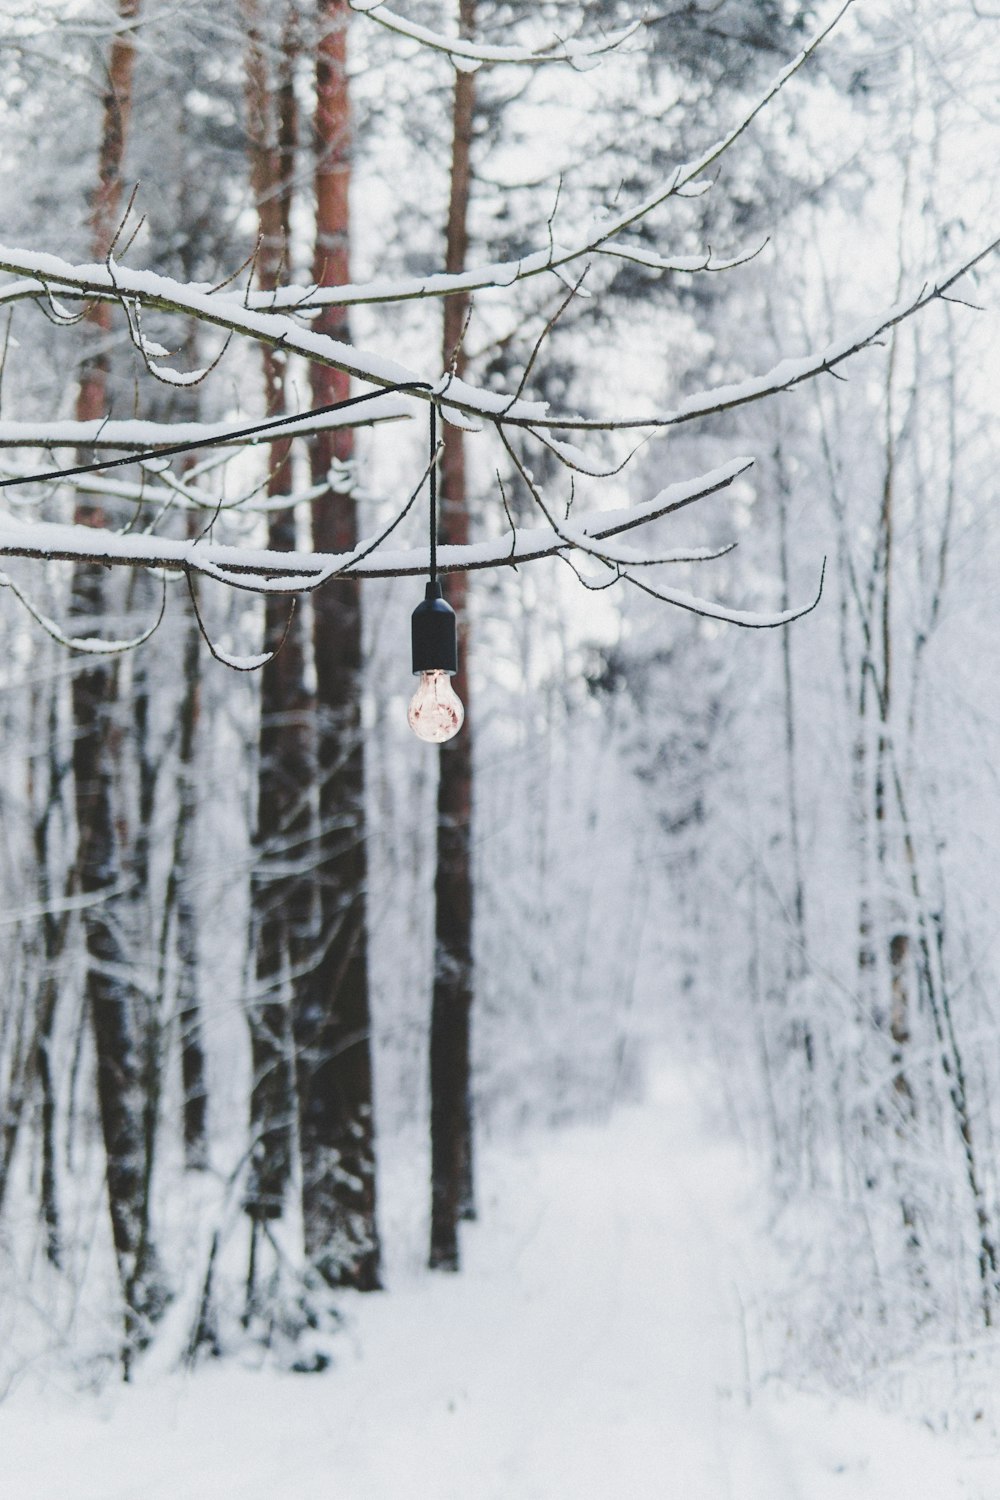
[527,236,1000,431]
[0,399,410,452]
[0,457,752,590]
[500,428,821,630]
[0,245,553,427]
[0,234,991,440]
[350,3,639,70]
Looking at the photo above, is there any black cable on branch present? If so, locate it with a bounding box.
[0,379,466,741]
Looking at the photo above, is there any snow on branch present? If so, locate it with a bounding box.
[500,429,821,630]
[0,458,753,591]
[0,234,993,443]
[0,400,411,452]
[538,236,1000,430]
[350,2,639,71]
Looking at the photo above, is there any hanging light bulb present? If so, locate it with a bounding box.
[408,581,464,743]
[408,669,464,743]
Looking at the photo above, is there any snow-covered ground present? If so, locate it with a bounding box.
[2,1060,998,1500]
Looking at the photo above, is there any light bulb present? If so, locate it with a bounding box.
[408,669,464,743]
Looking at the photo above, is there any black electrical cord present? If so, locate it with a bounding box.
[429,398,438,586]
[0,379,438,496]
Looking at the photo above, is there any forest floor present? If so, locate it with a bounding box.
[2,1058,999,1499]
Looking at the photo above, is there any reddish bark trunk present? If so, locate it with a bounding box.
[71,0,166,1368]
[242,0,306,1227]
[297,0,380,1290]
[429,0,477,1273]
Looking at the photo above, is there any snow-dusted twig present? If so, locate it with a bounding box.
[617,552,826,629]
[0,457,753,588]
[121,291,232,387]
[186,575,293,672]
[0,567,167,652]
[350,2,639,71]
[500,429,821,628]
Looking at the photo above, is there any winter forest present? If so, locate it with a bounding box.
[1,0,1000,1492]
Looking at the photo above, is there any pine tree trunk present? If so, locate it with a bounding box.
[429,0,477,1273]
[241,0,305,1229]
[71,0,166,1369]
[296,0,380,1290]
[173,589,208,1171]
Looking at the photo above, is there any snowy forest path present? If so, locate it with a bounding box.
[0,1057,993,1498]
[355,1063,774,1500]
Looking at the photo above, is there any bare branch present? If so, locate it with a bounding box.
[596,238,769,274]
[0,567,167,652]
[506,268,590,409]
[186,574,294,671]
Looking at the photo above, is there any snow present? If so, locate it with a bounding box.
[0,399,412,450]
[1,1058,995,1499]
[350,4,638,70]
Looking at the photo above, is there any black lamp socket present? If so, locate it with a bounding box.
[411,581,458,674]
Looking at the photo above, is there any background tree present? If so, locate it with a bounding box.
[298,0,382,1293]
[241,0,307,1282]
[69,0,171,1371]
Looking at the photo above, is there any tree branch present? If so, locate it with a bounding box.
[0,231,991,436]
[349,3,640,69]
[0,457,752,588]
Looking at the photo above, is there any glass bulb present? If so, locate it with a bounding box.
[407,670,464,743]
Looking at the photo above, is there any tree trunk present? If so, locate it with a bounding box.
[0,679,71,1267]
[32,684,74,1262]
[429,0,477,1273]
[297,0,380,1291]
[152,574,209,1174]
[241,0,305,1233]
[71,0,166,1371]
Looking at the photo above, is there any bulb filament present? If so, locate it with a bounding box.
[408,670,464,743]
